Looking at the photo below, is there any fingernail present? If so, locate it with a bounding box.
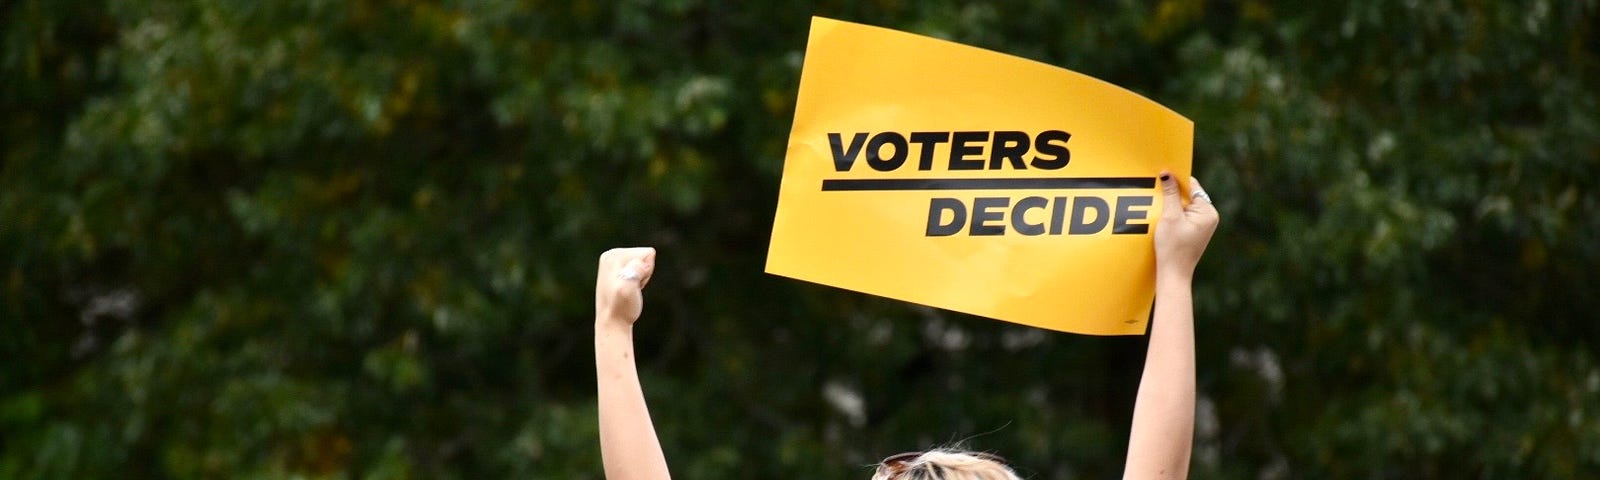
[1159,173,1171,182]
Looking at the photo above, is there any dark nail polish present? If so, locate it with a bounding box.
[1159,173,1170,181]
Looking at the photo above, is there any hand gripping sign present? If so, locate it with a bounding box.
[766,17,1193,335]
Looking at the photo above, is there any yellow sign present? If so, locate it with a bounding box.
[766,17,1193,335]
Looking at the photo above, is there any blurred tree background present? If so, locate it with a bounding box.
[3,0,1598,478]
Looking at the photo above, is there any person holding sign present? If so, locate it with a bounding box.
[595,172,1218,479]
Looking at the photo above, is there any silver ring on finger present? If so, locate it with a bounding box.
[1191,189,1212,204]
[616,268,641,282]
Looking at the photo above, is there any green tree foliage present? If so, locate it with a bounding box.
[3,0,1597,478]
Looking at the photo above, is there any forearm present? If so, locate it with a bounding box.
[1123,272,1196,480]
[595,320,671,480]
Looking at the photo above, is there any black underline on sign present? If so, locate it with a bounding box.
[819,177,1156,191]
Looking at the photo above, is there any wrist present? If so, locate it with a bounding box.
[1156,267,1195,287]
[595,315,635,335]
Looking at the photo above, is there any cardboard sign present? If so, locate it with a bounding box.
[766,17,1192,335]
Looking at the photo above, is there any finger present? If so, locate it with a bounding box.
[600,247,652,277]
[616,262,642,283]
[614,249,656,287]
[1187,177,1220,220]
[637,248,656,289]
[1159,171,1183,218]
[1187,177,1213,207]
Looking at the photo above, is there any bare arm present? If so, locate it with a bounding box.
[1124,173,1218,480]
[595,247,671,480]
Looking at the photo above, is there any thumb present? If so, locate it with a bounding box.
[1159,171,1183,218]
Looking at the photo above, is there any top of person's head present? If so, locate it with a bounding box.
[870,449,1021,480]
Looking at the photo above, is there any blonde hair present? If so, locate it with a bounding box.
[870,449,1022,480]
